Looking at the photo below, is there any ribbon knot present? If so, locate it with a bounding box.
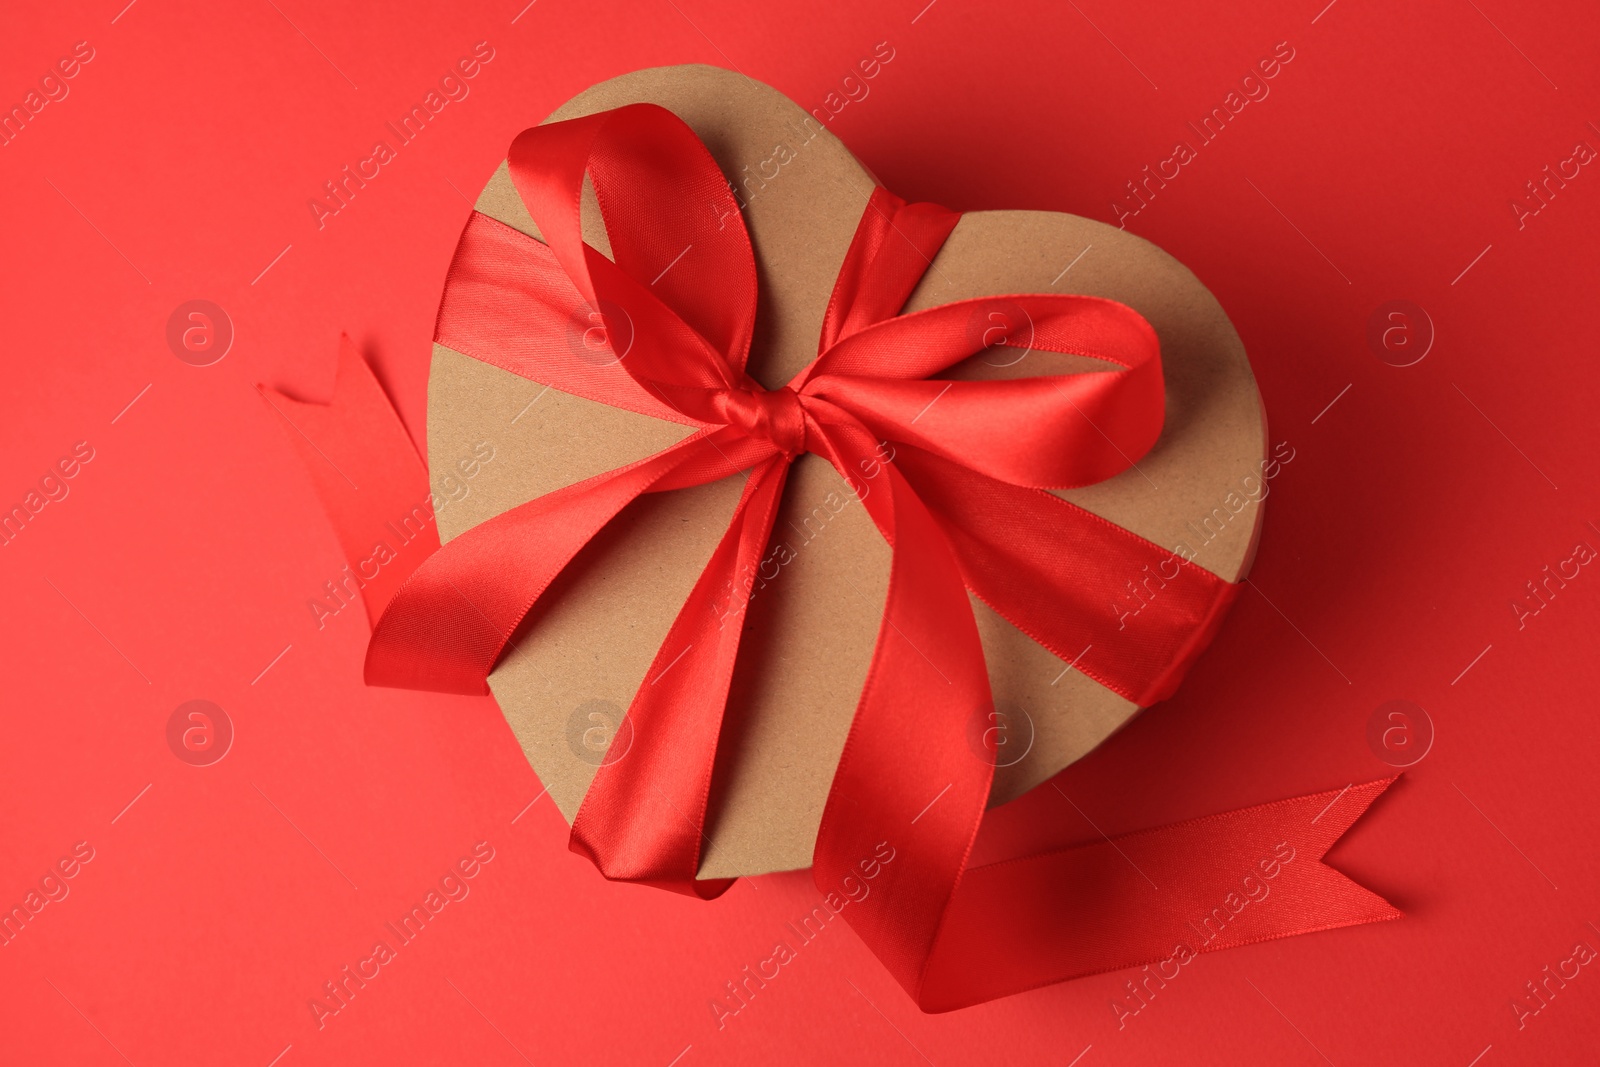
[713,384,807,457]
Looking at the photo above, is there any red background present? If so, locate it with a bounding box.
[3,0,1599,1064]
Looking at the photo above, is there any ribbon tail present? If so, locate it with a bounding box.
[916,778,1402,1012]
[808,421,1393,1012]
[808,419,996,997]
[571,458,792,897]
[258,334,437,630]
[365,429,751,695]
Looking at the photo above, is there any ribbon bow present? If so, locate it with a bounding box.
[363,104,1396,1010]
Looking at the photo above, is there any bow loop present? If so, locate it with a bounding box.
[803,293,1164,489]
[505,103,757,412]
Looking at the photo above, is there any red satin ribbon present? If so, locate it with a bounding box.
[363,103,1399,1010]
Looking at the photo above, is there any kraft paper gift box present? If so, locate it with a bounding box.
[424,64,1265,879]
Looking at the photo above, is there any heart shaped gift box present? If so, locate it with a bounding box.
[418,64,1265,883]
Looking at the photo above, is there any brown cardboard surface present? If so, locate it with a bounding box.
[427,65,1266,878]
